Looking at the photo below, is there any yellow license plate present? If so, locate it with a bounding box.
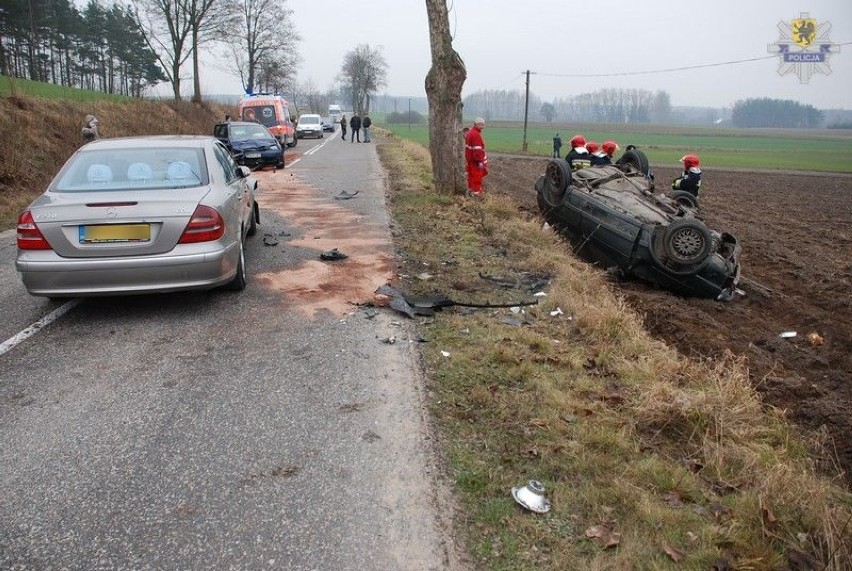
[81,224,151,243]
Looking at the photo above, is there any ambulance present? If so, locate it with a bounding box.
[237,93,297,148]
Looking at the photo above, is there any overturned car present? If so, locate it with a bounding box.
[536,149,741,299]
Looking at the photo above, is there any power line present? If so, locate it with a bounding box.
[536,42,851,78]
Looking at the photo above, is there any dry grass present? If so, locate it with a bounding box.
[0,95,228,228]
[378,133,852,570]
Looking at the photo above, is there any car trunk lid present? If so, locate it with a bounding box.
[29,188,212,258]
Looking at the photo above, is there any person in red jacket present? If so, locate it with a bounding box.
[465,117,488,196]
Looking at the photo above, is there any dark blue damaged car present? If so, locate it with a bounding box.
[535,148,742,300]
[214,121,284,170]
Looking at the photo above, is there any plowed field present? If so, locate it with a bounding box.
[487,155,852,483]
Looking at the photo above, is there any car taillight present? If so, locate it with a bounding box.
[178,205,225,244]
[17,211,52,250]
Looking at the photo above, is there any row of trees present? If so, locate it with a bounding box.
[1,0,388,117]
[0,0,164,96]
[460,88,673,125]
[731,98,823,128]
[0,0,302,102]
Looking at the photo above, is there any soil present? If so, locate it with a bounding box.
[486,154,852,484]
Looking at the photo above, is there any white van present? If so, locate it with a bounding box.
[296,114,324,139]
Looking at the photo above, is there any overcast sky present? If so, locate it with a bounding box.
[202,0,852,110]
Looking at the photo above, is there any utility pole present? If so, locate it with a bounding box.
[522,70,532,152]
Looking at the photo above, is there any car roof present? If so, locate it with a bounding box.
[300,113,321,118]
[81,135,215,150]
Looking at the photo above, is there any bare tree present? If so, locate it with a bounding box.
[424,0,466,195]
[339,44,387,114]
[186,0,232,103]
[224,0,299,94]
[132,0,193,101]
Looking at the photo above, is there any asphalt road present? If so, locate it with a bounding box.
[0,130,463,570]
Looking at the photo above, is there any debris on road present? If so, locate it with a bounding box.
[334,190,359,200]
[320,248,348,261]
[263,234,279,246]
[375,283,539,319]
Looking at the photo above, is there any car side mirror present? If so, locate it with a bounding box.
[237,165,252,178]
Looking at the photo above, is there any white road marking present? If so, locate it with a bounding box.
[0,299,80,356]
[287,131,338,166]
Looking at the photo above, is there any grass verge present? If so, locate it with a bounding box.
[377,132,852,570]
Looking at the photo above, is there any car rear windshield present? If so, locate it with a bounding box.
[53,147,209,192]
[300,116,321,124]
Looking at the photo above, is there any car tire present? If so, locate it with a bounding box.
[662,218,713,266]
[226,240,247,291]
[541,159,572,205]
[616,148,651,176]
[667,190,700,209]
[247,203,259,236]
[288,135,297,148]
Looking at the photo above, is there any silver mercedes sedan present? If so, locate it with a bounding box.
[16,136,260,297]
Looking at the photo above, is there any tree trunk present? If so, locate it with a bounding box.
[424,0,467,195]
[191,26,202,103]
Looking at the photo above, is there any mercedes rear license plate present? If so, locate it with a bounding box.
[80,224,150,243]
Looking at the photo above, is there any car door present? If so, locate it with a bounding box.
[213,142,251,238]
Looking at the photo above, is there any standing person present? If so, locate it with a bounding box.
[672,154,702,197]
[587,141,608,166]
[340,115,347,140]
[81,114,100,144]
[362,113,372,142]
[350,113,361,143]
[601,140,620,164]
[552,133,562,158]
[564,134,592,171]
[464,117,488,197]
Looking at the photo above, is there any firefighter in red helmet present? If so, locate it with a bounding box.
[602,141,620,163]
[672,154,702,196]
[565,134,592,171]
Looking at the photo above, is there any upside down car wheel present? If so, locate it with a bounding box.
[542,159,572,206]
[663,218,713,266]
[616,148,651,176]
[667,190,700,209]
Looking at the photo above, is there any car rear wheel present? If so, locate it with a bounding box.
[616,148,651,176]
[226,240,247,291]
[540,159,572,206]
[663,219,713,266]
[667,190,699,209]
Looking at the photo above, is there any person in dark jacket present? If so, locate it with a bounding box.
[587,141,609,166]
[672,154,702,196]
[350,113,361,143]
[564,134,592,171]
[340,115,347,140]
[552,133,562,158]
[362,114,372,142]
